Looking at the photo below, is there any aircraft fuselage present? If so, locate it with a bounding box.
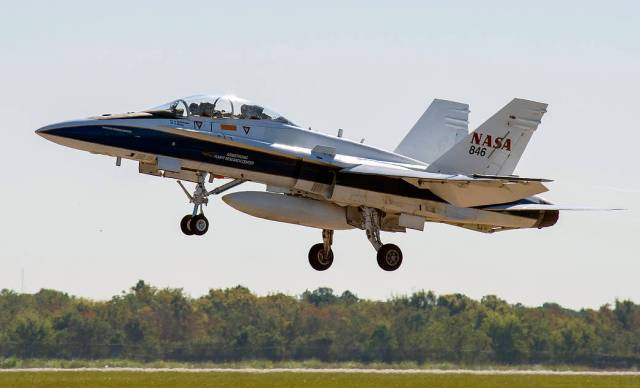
[36,94,563,271]
[37,114,554,233]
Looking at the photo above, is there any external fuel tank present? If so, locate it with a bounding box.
[222,191,354,230]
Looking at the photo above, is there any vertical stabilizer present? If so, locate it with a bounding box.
[394,99,469,164]
[426,98,548,175]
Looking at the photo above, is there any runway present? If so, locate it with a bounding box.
[1,368,639,375]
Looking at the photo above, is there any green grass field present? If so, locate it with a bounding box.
[0,372,638,388]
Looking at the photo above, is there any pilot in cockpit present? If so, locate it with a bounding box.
[188,103,201,116]
[156,96,293,125]
[189,102,230,118]
[240,104,271,120]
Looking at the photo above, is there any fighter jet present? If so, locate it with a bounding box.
[36,94,568,271]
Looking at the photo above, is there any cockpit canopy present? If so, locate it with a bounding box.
[146,94,295,125]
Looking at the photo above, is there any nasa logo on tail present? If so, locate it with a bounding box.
[471,132,511,151]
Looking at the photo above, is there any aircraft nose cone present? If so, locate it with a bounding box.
[35,119,103,152]
[35,120,90,141]
[35,124,58,139]
[35,120,90,146]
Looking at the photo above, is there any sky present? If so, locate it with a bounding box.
[1,1,638,309]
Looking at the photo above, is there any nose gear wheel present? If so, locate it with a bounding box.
[177,172,245,236]
[180,215,194,235]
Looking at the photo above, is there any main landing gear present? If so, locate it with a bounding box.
[307,207,403,272]
[308,229,334,271]
[177,172,245,236]
[362,207,403,271]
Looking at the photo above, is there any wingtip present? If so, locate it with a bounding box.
[512,97,549,109]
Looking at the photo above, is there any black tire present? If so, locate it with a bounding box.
[308,243,334,271]
[377,244,403,271]
[190,214,209,236]
[180,215,194,236]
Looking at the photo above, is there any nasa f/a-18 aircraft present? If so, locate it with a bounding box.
[37,94,566,271]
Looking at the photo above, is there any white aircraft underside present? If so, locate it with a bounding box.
[37,94,572,271]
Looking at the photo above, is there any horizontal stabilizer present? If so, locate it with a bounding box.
[482,203,623,211]
[342,164,551,184]
[341,164,549,207]
[472,174,553,183]
[412,179,548,208]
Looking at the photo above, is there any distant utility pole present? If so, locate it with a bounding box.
[21,268,25,294]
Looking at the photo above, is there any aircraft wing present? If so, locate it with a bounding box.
[341,164,550,208]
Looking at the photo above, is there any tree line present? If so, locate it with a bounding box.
[1,281,639,367]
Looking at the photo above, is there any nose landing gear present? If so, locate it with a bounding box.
[180,214,209,236]
[177,172,245,237]
[180,214,195,235]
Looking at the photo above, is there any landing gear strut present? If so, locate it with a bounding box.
[177,172,245,236]
[308,229,334,271]
[362,207,403,271]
